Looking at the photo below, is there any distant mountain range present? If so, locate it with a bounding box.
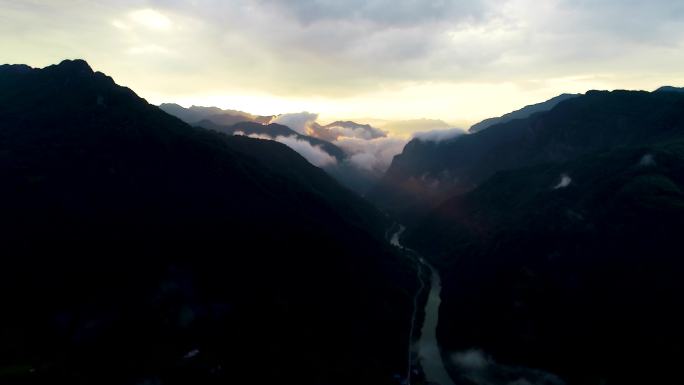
[162,104,405,196]
[161,103,387,143]
[197,120,348,161]
[159,103,274,126]
[0,60,417,385]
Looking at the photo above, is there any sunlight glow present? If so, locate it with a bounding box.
[129,9,172,31]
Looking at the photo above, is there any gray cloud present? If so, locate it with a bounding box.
[452,349,490,370]
[258,0,489,27]
[4,0,684,125]
[639,153,657,167]
[450,349,565,385]
[553,174,572,189]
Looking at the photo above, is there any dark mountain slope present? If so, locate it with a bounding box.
[372,90,684,222]
[0,60,415,385]
[405,141,684,384]
[469,93,580,133]
[655,85,684,93]
[196,120,390,198]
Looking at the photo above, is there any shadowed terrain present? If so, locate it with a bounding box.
[0,60,417,385]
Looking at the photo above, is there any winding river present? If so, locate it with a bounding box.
[391,226,456,385]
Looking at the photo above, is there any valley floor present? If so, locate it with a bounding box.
[390,226,455,385]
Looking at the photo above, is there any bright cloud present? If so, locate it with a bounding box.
[324,122,387,140]
[413,127,466,143]
[3,0,684,130]
[129,9,172,31]
[272,112,319,135]
[276,135,338,167]
[334,136,407,174]
[234,132,337,168]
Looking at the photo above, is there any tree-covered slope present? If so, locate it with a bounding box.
[0,60,416,385]
[406,141,684,384]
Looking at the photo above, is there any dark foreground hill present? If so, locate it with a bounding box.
[404,100,684,383]
[0,60,416,385]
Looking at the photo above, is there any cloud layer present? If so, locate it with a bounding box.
[321,122,387,141]
[270,115,407,174]
[272,112,319,135]
[5,0,684,125]
[413,127,466,143]
[335,137,407,174]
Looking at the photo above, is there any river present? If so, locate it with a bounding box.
[390,226,456,385]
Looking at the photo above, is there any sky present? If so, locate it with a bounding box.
[3,0,684,130]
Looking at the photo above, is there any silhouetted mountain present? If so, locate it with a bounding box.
[159,103,274,126]
[401,92,684,384]
[469,93,580,133]
[382,119,452,138]
[0,60,416,385]
[655,85,684,93]
[371,90,684,222]
[159,103,224,123]
[197,120,347,161]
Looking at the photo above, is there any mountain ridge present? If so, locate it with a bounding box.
[469,93,580,133]
[370,89,684,223]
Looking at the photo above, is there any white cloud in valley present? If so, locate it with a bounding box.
[272,112,319,135]
[234,132,337,168]
[413,127,466,143]
[335,137,407,174]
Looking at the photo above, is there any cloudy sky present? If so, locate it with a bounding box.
[3,0,684,129]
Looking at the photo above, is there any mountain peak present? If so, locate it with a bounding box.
[53,59,94,75]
